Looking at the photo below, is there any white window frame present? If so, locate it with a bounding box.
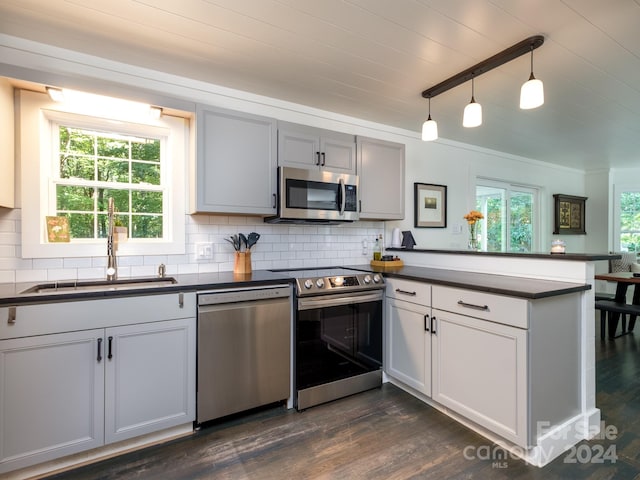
[476,178,540,252]
[613,184,640,252]
[19,90,186,258]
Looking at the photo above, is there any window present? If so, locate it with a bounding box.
[615,189,640,252]
[19,89,187,258]
[476,180,539,252]
[55,126,164,240]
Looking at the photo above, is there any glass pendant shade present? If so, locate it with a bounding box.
[463,99,482,128]
[422,115,438,141]
[520,74,544,109]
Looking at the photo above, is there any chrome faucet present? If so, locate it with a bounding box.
[106,197,118,281]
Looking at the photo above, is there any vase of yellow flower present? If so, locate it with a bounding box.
[463,210,484,250]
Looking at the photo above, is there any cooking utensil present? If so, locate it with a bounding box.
[238,233,248,251]
[247,232,260,250]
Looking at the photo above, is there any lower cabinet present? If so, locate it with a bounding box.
[386,298,431,396]
[431,308,527,446]
[0,315,195,474]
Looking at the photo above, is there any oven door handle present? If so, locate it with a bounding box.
[297,291,383,311]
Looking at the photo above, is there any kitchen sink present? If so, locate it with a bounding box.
[21,277,178,294]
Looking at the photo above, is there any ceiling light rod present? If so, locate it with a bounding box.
[421,35,544,99]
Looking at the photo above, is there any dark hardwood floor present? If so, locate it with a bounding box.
[44,316,640,480]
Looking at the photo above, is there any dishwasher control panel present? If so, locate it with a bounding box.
[198,285,291,306]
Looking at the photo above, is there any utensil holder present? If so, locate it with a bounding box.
[234,252,252,274]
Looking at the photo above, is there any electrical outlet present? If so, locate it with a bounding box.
[452,223,463,234]
[195,242,213,260]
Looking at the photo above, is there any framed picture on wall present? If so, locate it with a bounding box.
[414,183,447,228]
[553,194,587,235]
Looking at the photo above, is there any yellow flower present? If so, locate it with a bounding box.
[463,210,484,224]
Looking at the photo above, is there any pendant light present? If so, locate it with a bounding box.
[520,46,544,109]
[421,97,438,141]
[463,76,482,128]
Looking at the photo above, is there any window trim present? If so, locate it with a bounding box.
[613,184,640,252]
[19,90,186,259]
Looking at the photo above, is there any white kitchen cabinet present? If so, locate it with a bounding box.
[193,104,277,214]
[0,293,196,475]
[0,77,15,208]
[0,329,105,473]
[105,318,195,444]
[356,136,405,220]
[385,278,432,395]
[431,308,528,446]
[277,121,356,174]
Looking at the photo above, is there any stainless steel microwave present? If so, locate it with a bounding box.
[265,166,359,224]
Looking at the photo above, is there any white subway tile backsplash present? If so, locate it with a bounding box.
[0,209,383,284]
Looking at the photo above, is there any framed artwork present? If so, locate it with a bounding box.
[553,194,587,235]
[414,183,447,228]
[46,216,70,242]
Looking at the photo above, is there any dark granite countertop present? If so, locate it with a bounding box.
[386,247,618,262]
[346,265,590,299]
[0,271,294,307]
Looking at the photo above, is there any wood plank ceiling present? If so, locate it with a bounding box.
[1,0,640,171]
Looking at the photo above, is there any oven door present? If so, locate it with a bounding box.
[296,290,383,391]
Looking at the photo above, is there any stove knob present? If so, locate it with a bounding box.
[316,278,325,288]
[363,275,371,284]
[373,274,382,283]
[304,279,313,289]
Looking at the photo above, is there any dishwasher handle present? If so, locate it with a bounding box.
[198,286,290,306]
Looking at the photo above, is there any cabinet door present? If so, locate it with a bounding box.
[0,330,104,474]
[195,105,277,214]
[357,136,405,220]
[278,123,320,169]
[320,132,356,173]
[386,298,431,396]
[104,318,195,444]
[432,309,528,446]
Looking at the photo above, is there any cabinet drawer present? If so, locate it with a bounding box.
[432,285,528,329]
[386,278,431,306]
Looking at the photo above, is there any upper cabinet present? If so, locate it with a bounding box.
[193,105,277,215]
[357,136,405,220]
[0,78,15,208]
[277,121,356,174]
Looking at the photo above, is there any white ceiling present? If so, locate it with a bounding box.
[1,0,640,171]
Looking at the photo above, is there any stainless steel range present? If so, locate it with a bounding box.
[273,267,384,410]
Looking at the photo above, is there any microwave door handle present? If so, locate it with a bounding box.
[339,178,346,215]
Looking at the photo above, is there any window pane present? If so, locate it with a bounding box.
[132,162,160,185]
[65,213,95,239]
[510,191,533,252]
[97,136,128,158]
[131,140,160,162]
[132,191,163,213]
[98,159,130,183]
[57,185,94,211]
[60,155,94,180]
[620,192,640,251]
[97,189,130,213]
[132,215,163,238]
[65,128,95,154]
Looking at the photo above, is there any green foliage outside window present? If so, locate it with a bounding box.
[56,126,163,239]
[620,192,640,252]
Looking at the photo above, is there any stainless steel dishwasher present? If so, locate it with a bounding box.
[196,285,291,424]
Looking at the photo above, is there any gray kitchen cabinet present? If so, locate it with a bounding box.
[193,105,277,214]
[385,279,432,396]
[0,77,15,208]
[277,121,356,174]
[0,294,196,475]
[0,329,105,474]
[356,136,405,220]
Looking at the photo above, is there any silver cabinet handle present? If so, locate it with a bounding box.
[457,300,489,311]
[395,288,416,296]
[7,306,16,324]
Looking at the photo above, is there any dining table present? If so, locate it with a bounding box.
[594,271,640,337]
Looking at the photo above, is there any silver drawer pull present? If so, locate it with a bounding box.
[457,300,489,311]
[8,306,16,324]
[396,289,417,296]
